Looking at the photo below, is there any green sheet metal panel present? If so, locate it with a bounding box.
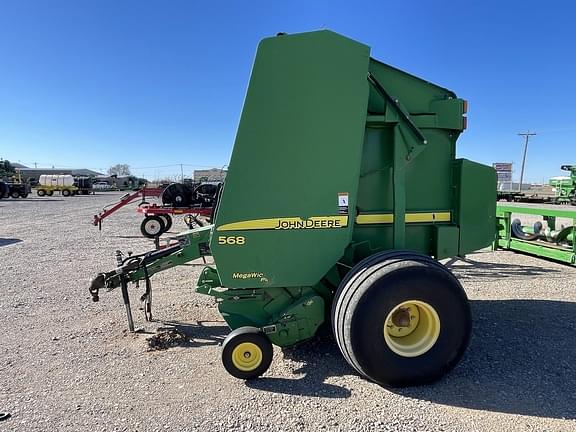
[211,31,371,288]
[435,225,460,259]
[351,60,463,259]
[454,159,497,255]
[367,58,459,119]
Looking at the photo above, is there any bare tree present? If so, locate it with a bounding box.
[108,164,131,176]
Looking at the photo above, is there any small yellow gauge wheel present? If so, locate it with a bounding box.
[222,327,273,379]
[231,342,263,371]
[383,300,441,357]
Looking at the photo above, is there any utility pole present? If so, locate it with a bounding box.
[518,131,536,192]
[180,164,184,182]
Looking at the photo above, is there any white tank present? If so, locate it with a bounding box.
[39,174,74,187]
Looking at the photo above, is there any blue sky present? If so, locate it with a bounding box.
[0,0,574,182]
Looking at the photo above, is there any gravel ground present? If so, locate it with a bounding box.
[1,193,576,432]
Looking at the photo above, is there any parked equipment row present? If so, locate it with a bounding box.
[0,181,31,199]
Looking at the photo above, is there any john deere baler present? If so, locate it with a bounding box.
[91,30,496,387]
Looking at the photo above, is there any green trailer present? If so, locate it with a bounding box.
[495,204,575,265]
[90,30,496,387]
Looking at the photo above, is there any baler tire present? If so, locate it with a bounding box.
[62,189,71,197]
[332,251,471,387]
[37,189,46,197]
[332,250,443,365]
[159,214,173,232]
[221,327,273,380]
[46,190,54,196]
[140,216,166,238]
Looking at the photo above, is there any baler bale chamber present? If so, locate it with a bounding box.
[91,30,496,387]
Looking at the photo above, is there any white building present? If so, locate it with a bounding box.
[194,168,227,182]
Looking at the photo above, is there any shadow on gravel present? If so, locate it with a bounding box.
[7,199,65,202]
[146,321,352,398]
[396,299,576,420]
[147,321,228,350]
[445,256,562,280]
[247,335,352,399]
[112,235,148,239]
[0,238,22,247]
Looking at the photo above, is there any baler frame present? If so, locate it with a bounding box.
[89,30,496,387]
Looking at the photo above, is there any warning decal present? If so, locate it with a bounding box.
[338,193,349,215]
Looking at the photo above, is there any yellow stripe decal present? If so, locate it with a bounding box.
[217,215,349,232]
[355,212,451,225]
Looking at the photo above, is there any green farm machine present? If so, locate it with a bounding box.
[496,205,575,266]
[90,31,496,386]
[549,165,576,205]
[496,165,576,264]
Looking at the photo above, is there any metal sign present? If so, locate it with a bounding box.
[497,171,512,181]
[493,163,512,172]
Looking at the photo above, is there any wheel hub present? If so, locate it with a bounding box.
[390,307,412,328]
[231,342,263,371]
[145,221,161,235]
[383,300,440,357]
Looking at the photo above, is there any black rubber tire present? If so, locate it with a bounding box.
[159,214,173,232]
[140,216,166,238]
[46,190,54,196]
[332,251,471,387]
[10,191,20,199]
[161,183,191,207]
[62,189,71,197]
[20,194,28,198]
[332,250,442,370]
[222,327,273,380]
[37,189,46,197]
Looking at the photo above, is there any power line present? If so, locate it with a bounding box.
[518,131,536,192]
[532,127,576,134]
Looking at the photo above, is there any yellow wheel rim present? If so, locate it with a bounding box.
[383,300,441,357]
[231,342,263,372]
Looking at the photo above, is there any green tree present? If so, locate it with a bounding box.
[0,159,15,178]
